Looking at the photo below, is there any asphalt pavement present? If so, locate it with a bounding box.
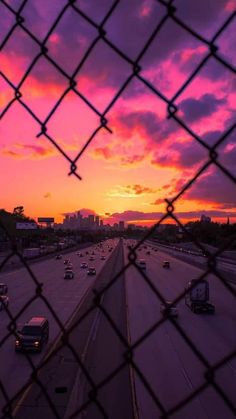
[0,239,118,417]
[1,238,235,419]
[124,240,236,419]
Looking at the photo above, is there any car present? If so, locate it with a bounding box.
[0,283,8,295]
[163,261,170,268]
[64,259,70,265]
[64,270,74,279]
[77,252,81,256]
[87,267,96,276]
[0,295,9,311]
[65,265,73,271]
[101,256,106,260]
[55,254,62,260]
[79,253,83,257]
[89,256,95,261]
[139,259,146,269]
[15,317,49,352]
[80,262,88,268]
[160,302,178,318]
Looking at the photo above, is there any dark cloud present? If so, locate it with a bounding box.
[199,59,229,82]
[174,0,230,37]
[179,94,227,123]
[105,208,236,223]
[104,0,166,61]
[1,0,232,93]
[184,167,236,208]
[151,139,207,170]
[202,130,223,146]
[22,0,65,41]
[0,3,15,43]
[118,110,179,144]
[174,141,207,168]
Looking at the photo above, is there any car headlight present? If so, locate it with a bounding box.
[15,340,20,345]
[34,341,40,346]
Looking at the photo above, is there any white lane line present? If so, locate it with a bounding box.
[227,362,236,374]
[11,241,118,416]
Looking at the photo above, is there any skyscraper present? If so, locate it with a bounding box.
[119,221,125,231]
[88,214,95,229]
[95,215,99,228]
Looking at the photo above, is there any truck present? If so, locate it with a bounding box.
[185,279,215,314]
[0,283,8,295]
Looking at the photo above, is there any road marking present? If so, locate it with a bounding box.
[124,248,140,419]
[11,241,118,417]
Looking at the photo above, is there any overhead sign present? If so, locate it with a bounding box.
[16,222,38,230]
[38,217,54,223]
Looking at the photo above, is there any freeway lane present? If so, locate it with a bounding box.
[13,239,133,419]
[147,241,236,280]
[73,241,133,419]
[0,239,118,416]
[125,241,236,419]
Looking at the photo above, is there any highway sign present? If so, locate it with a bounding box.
[38,217,54,223]
[16,222,37,230]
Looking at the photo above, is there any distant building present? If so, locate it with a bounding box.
[95,215,99,228]
[88,214,95,229]
[118,221,125,231]
[127,224,135,230]
[200,214,211,223]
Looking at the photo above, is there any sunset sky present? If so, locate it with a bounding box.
[0,0,235,225]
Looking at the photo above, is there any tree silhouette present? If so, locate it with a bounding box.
[13,206,25,218]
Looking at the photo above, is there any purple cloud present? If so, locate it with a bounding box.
[183,167,236,209]
[106,209,236,223]
[179,93,227,123]
[118,110,179,144]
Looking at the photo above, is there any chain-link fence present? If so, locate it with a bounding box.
[0,0,236,417]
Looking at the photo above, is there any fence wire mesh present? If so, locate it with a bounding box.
[0,0,236,418]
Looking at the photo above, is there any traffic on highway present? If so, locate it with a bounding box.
[125,239,236,419]
[0,239,118,415]
[0,238,235,418]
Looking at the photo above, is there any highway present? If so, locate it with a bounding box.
[148,241,236,280]
[125,241,236,419]
[0,238,235,418]
[0,239,119,416]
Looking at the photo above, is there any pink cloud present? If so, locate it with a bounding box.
[93,146,114,160]
[1,143,57,160]
[108,184,158,198]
